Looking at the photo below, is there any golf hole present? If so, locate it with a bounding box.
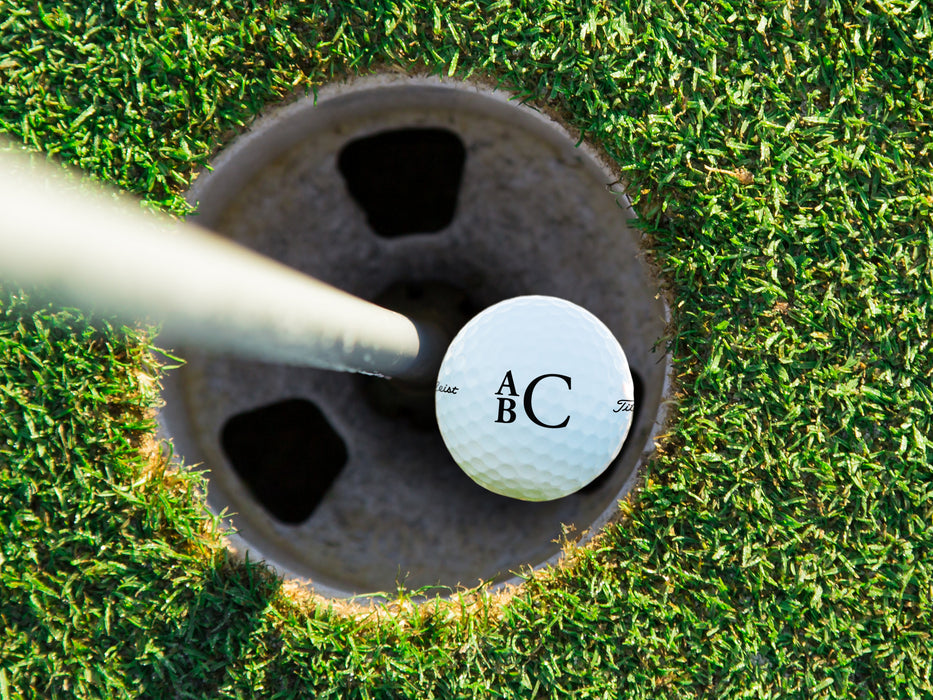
[160,74,672,600]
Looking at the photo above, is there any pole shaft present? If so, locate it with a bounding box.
[0,148,445,382]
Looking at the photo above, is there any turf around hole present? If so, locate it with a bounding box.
[1,1,932,697]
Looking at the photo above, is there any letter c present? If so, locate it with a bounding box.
[523,374,571,428]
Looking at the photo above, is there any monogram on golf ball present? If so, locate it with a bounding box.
[492,370,572,428]
[490,370,635,427]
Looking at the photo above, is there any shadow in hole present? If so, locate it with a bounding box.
[221,398,348,525]
[337,128,466,237]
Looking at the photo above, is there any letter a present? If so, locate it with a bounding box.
[495,370,518,396]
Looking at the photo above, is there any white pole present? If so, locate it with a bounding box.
[0,146,447,382]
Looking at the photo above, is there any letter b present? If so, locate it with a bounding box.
[495,397,517,423]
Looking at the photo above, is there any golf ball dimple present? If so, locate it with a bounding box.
[434,295,635,501]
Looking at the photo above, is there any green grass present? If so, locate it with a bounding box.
[2,0,932,697]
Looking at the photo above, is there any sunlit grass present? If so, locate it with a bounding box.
[2,0,932,697]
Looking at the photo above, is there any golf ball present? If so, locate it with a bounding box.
[435,295,635,501]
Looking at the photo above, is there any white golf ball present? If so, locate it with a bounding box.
[434,295,635,501]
